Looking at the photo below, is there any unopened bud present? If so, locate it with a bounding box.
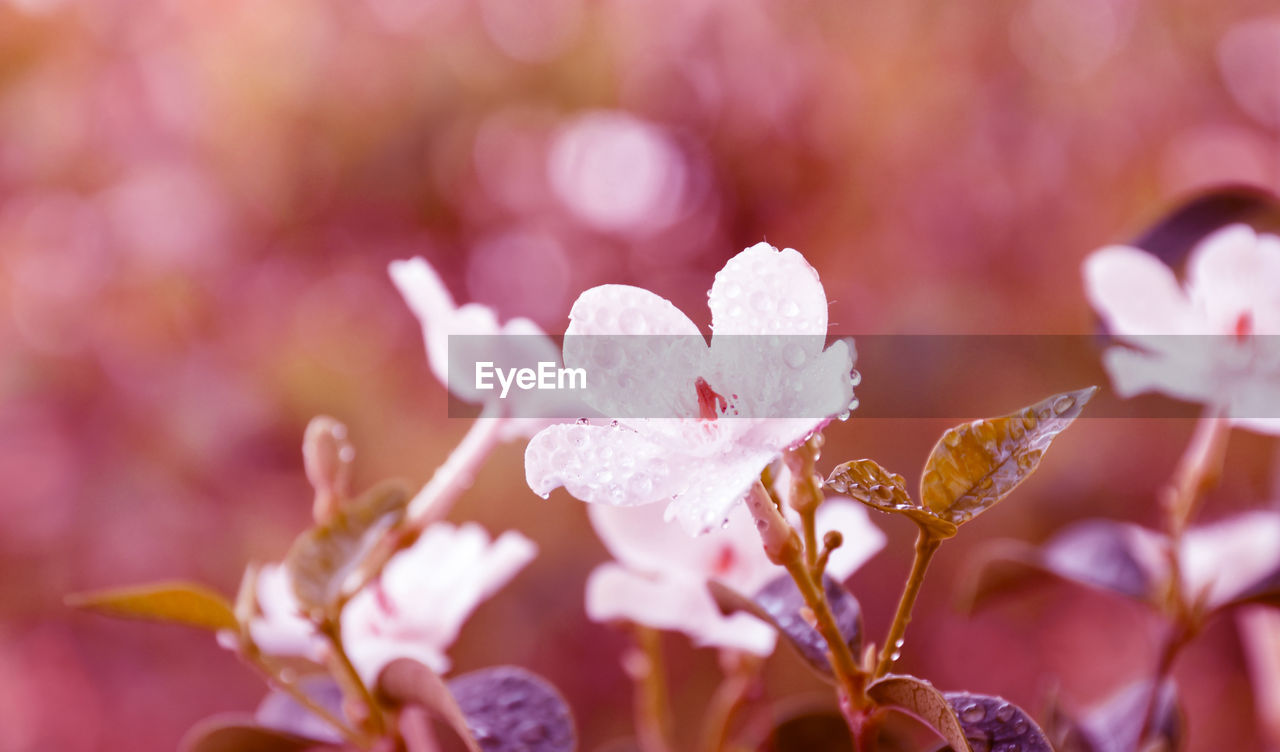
[303,415,354,523]
[823,530,843,551]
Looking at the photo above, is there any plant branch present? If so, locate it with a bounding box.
[699,650,761,752]
[744,480,869,716]
[350,407,506,594]
[874,527,941,678]
[630,625,674,752]
[239,640,369,748]
[319,618,388,737]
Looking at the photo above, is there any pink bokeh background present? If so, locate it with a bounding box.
[2,0,1279,749]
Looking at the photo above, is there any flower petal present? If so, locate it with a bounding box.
[1187,225,1280,333]
[666,444,780,535]
[1100,345,1222,404]
[585,563,777,655]
[589,499,775,591]
[525,422,686,506]
[1181,510,1280,607]
[564,285,707,421]
[1083,246,1198,336]
[709,243,830,341]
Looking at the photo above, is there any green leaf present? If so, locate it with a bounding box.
[920,387,1097,525]
[867,674,972,752]
[179,714,335,752]
[66,581,237,632]
[825,459,958,539]
[942,693,1053,752]
[285,479,412,615]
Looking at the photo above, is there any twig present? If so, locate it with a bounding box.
[874,528,941,678]
[630,625,674,752]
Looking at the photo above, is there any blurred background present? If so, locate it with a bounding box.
[2,0,1279,749]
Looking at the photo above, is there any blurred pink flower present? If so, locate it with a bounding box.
[524,242,857,534]
[547,111,688,234]
[586,497,884,654]
[390,256,586,438]
[1238,606,1280,749]
[1178,510,1280,608]
[341,522,536,682]
[1083,224,1280,433]
[231,522,535,683]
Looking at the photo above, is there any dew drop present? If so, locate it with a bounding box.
[750,290,775,313]
[1052,395,1075,414]
[837,410,851,421]
[609,419,619,428]
[538,492,550,500]
[576,417,590,425]
[994,703,1015,723]
[847,397,860,412]
[961,704,987,723]
[618,307,648,335]
[780,298,800,317]
[755,519,769,532]
[943,429,962,447]
[849,369,862,387]
[783,343,807,368]
[723,281,742,299]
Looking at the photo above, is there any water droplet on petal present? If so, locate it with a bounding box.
[780,298,800,317]
[783,343,807,368]
[837,410,851,422]
[849,369,862,387]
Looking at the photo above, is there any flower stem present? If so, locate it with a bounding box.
[630,625,674,752]
[744,481,869,716]
[351,407,506,593]
[239,640,369,747]
[699,650,760,752]
[874,528,941,678]
[1134,409,1229,749]
[320,618,388,737]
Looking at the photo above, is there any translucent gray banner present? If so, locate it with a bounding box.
[444,335,1280,420]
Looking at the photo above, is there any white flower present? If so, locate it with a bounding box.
[586,497,884,654]
[525,242,858,534]
[1083,224,1280,434]
[390,256,587,438]
[232,522,536,683]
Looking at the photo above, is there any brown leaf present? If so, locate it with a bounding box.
[867,674,972,752]
[179,714,337,752]
[825,459,958,538]
[66,581,237,632]
[920,387,1097,525]
[285,479,412,614]
[376,658,483,752]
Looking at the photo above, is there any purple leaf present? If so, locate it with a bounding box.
[447,666,576,752]
[943,693,1052,752]
[751,573,862,679]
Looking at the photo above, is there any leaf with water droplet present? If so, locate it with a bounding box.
[284,479,412,615]
[939,693,1053,752]
[866,675,972,752]
[179,715,336,752]
[378,660,576,752]
[920,387,1097,526]
[66,581,237,633]
[448,666,576,752]
[955,520,1165,614]
[709,574,862,681]
[825,459,958,539]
